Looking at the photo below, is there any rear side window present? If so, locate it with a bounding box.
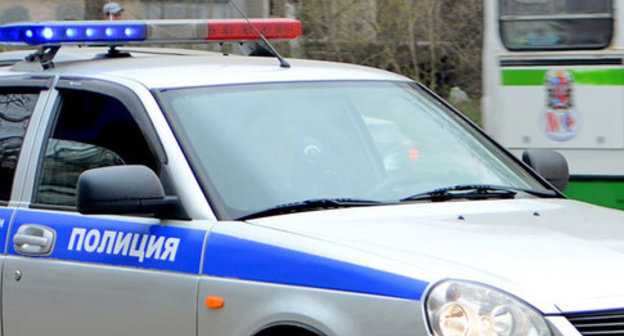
[0,89,39,202]
[499,0,613,50]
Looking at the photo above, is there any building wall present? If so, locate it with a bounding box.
[0,0,268,24]
[140,0,268,20]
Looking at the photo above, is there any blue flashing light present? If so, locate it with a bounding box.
[42,28,54,40]
[0,21,147,45]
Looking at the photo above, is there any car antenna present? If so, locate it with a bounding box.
[228,0,291,68]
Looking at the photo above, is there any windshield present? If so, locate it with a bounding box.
[499,0,613,50]
[157,81,551,219]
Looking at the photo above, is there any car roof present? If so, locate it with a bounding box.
[0,46,211,63]
[0,46,409,90]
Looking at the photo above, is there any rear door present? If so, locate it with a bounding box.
[0,77,50,335]
[2,79,206,336]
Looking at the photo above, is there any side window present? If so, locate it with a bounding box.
[499,0,613,50]
[0,89,39,203]
[35,90,158,207]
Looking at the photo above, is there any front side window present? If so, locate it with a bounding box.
[158,81,551,219]
[0,89,39,202]
[35,90,158,207]
[499,0,613,50]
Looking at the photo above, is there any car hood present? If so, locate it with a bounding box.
[247,198,624,313]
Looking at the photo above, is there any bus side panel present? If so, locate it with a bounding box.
[497,65,624,150]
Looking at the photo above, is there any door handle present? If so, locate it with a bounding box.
[13,224,56,255]
[13,234,49,247]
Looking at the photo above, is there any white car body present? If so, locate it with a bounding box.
[0,19,621,336]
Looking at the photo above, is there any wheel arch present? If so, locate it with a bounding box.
[252,321,327,336]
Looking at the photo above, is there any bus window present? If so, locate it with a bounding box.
[499,0,613,50]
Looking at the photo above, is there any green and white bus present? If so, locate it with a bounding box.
[482,0,624,209]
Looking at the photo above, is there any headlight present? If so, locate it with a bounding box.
[425,281,551,336]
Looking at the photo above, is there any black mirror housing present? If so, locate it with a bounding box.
[522,149,569,192]
[77,165,177,217]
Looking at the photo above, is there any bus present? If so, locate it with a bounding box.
[482,0,624,209]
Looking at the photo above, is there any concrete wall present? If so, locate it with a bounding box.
[141,0,267,19]
[0,0,269,24]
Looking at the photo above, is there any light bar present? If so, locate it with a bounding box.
[205,18,301,41]
[0,21,147,45]
[0,19,302,46]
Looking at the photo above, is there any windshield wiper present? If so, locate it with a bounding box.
[238,198,387,220]
[400,184,558,203]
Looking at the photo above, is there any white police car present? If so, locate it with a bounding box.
[0,18,622,336]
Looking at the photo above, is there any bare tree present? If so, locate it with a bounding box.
[293,0,483,98]
[436,0,483,97]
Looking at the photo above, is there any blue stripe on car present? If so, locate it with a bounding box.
[203,232,429,300]
[0,207,13,253]
[8,209,206,274]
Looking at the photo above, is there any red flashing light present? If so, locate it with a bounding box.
[409,149,420,160]
[206,18,302,41]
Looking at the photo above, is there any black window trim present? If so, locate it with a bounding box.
[500,13,613,21]
[0,76,54,89]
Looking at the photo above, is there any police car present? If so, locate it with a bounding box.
[0,18,622,336]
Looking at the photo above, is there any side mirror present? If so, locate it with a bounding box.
[522,149,569,191]
[77,165,178,217]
